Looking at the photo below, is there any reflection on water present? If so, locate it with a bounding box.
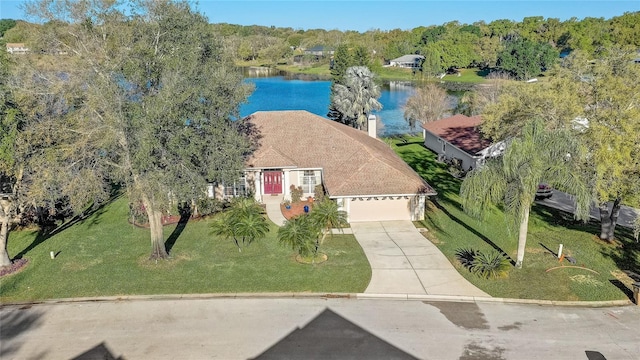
[239,68,420,136]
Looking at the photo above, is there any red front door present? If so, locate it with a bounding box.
[263,171,282,194]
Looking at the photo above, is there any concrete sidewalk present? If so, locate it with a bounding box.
[263,194,287,226]
[351,221,490,297]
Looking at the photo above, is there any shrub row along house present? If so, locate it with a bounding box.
[214,110,436,222]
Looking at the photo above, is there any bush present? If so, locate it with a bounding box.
[314,184,326,202]
[455,248,510,279]
[290,185,304,203]
[196,198,227,217]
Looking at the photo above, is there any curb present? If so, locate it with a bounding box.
[1,292,633,308]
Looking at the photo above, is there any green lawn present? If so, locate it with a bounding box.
[0,196,371,303]
[440,68,488,83]
[392,136,640,301]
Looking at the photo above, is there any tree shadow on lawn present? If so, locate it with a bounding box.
[12,193,121,261]
[432,199,515,267]
[164,207,191,254]
[398,146,462,198]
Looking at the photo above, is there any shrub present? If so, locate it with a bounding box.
[196,198,227,217]
[290,185,304,203]
[470,250,511,279]
[455,247,510,279]
[455,247,478,268]
[314,184,326,202]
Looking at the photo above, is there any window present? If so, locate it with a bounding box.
[301,170,318,194]
[223,176,247,198]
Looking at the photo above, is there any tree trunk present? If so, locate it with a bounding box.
[515,207,530,269]
[0,200,13,267]
[142,195,168,260]
[599,199,621,242]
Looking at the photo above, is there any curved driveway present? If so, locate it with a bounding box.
[350,221,490,297]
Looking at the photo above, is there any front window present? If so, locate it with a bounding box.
[301,170,319,194]
[223,176,247,198]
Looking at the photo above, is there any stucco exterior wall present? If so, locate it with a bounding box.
[423,131,479,171]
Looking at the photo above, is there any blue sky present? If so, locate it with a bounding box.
[1,1,639,32]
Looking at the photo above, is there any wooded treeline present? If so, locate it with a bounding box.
[3,12,639,72]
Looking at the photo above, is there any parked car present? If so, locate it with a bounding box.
[535,183,553,199]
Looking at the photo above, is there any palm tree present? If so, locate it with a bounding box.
[210,197,269,251]
[403,83,450,130]
[332,66,382,131]
[233,211,269,249]
[277,215,316,258]
[308,199,348,252]
[460,120,592,268]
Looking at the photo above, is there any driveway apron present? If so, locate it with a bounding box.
[350,221,490,297]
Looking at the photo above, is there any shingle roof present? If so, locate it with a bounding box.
[421,114,492,155]
[244,111,436,197]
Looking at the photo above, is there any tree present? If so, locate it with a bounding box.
[460,120,592,268]
[210,197,269,251]
[278,215,317,258]
[403,83,450,131]
[331,66,382,131]
[308,199,347,253]
[0,45,21,267]
[497,38,558,80]
[561,49,640,241]
[0,19,17,37]
[20,0,253,260]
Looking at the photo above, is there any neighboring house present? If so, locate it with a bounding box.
[303,46,334,57]
[388,55,425,69]
[422,114,506,171]
[231,110,436,222]
[6,43,29,54]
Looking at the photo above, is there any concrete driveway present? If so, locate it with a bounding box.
[350,221,490,297]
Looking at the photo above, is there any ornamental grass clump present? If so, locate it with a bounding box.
[456,247,510,279]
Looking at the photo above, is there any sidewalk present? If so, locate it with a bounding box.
[263,194,287,226]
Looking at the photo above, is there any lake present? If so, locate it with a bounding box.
[238,68,419,136]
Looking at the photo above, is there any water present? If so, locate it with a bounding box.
[239,69,418,136]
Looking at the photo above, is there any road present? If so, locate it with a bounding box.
[537,190,638,229]
[2,297,639,359]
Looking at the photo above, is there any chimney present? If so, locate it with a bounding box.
[367,114,377,138]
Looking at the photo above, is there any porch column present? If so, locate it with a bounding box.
[283,169,291,200]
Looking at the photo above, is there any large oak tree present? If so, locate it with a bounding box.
[17,0,253,259]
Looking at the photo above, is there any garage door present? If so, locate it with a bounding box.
[347,197,412,222]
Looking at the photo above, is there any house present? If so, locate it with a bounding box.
[303,46,334,57]
[388,55,425,69]
[233,110,436,222]
[422,114,506,171]
[6,43,29,54]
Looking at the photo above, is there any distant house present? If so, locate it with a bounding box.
[6,43,29,54]
[220,110,436,222]
[422,114,506,171]
[388,55,425,69]
[303,46,334,57]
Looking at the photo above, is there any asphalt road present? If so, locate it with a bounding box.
[2,298,639,360]
[537,190,638,229]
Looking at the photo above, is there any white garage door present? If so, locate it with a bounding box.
[347,197,412,222]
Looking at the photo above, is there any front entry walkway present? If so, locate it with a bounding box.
[351,221,490,297]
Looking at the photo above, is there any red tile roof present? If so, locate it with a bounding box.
[421,114,491,155]
[244,111,436,197]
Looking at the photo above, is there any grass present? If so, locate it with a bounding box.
[440,68,488,83]
[391,135,640,301]
[0,196,371,303]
